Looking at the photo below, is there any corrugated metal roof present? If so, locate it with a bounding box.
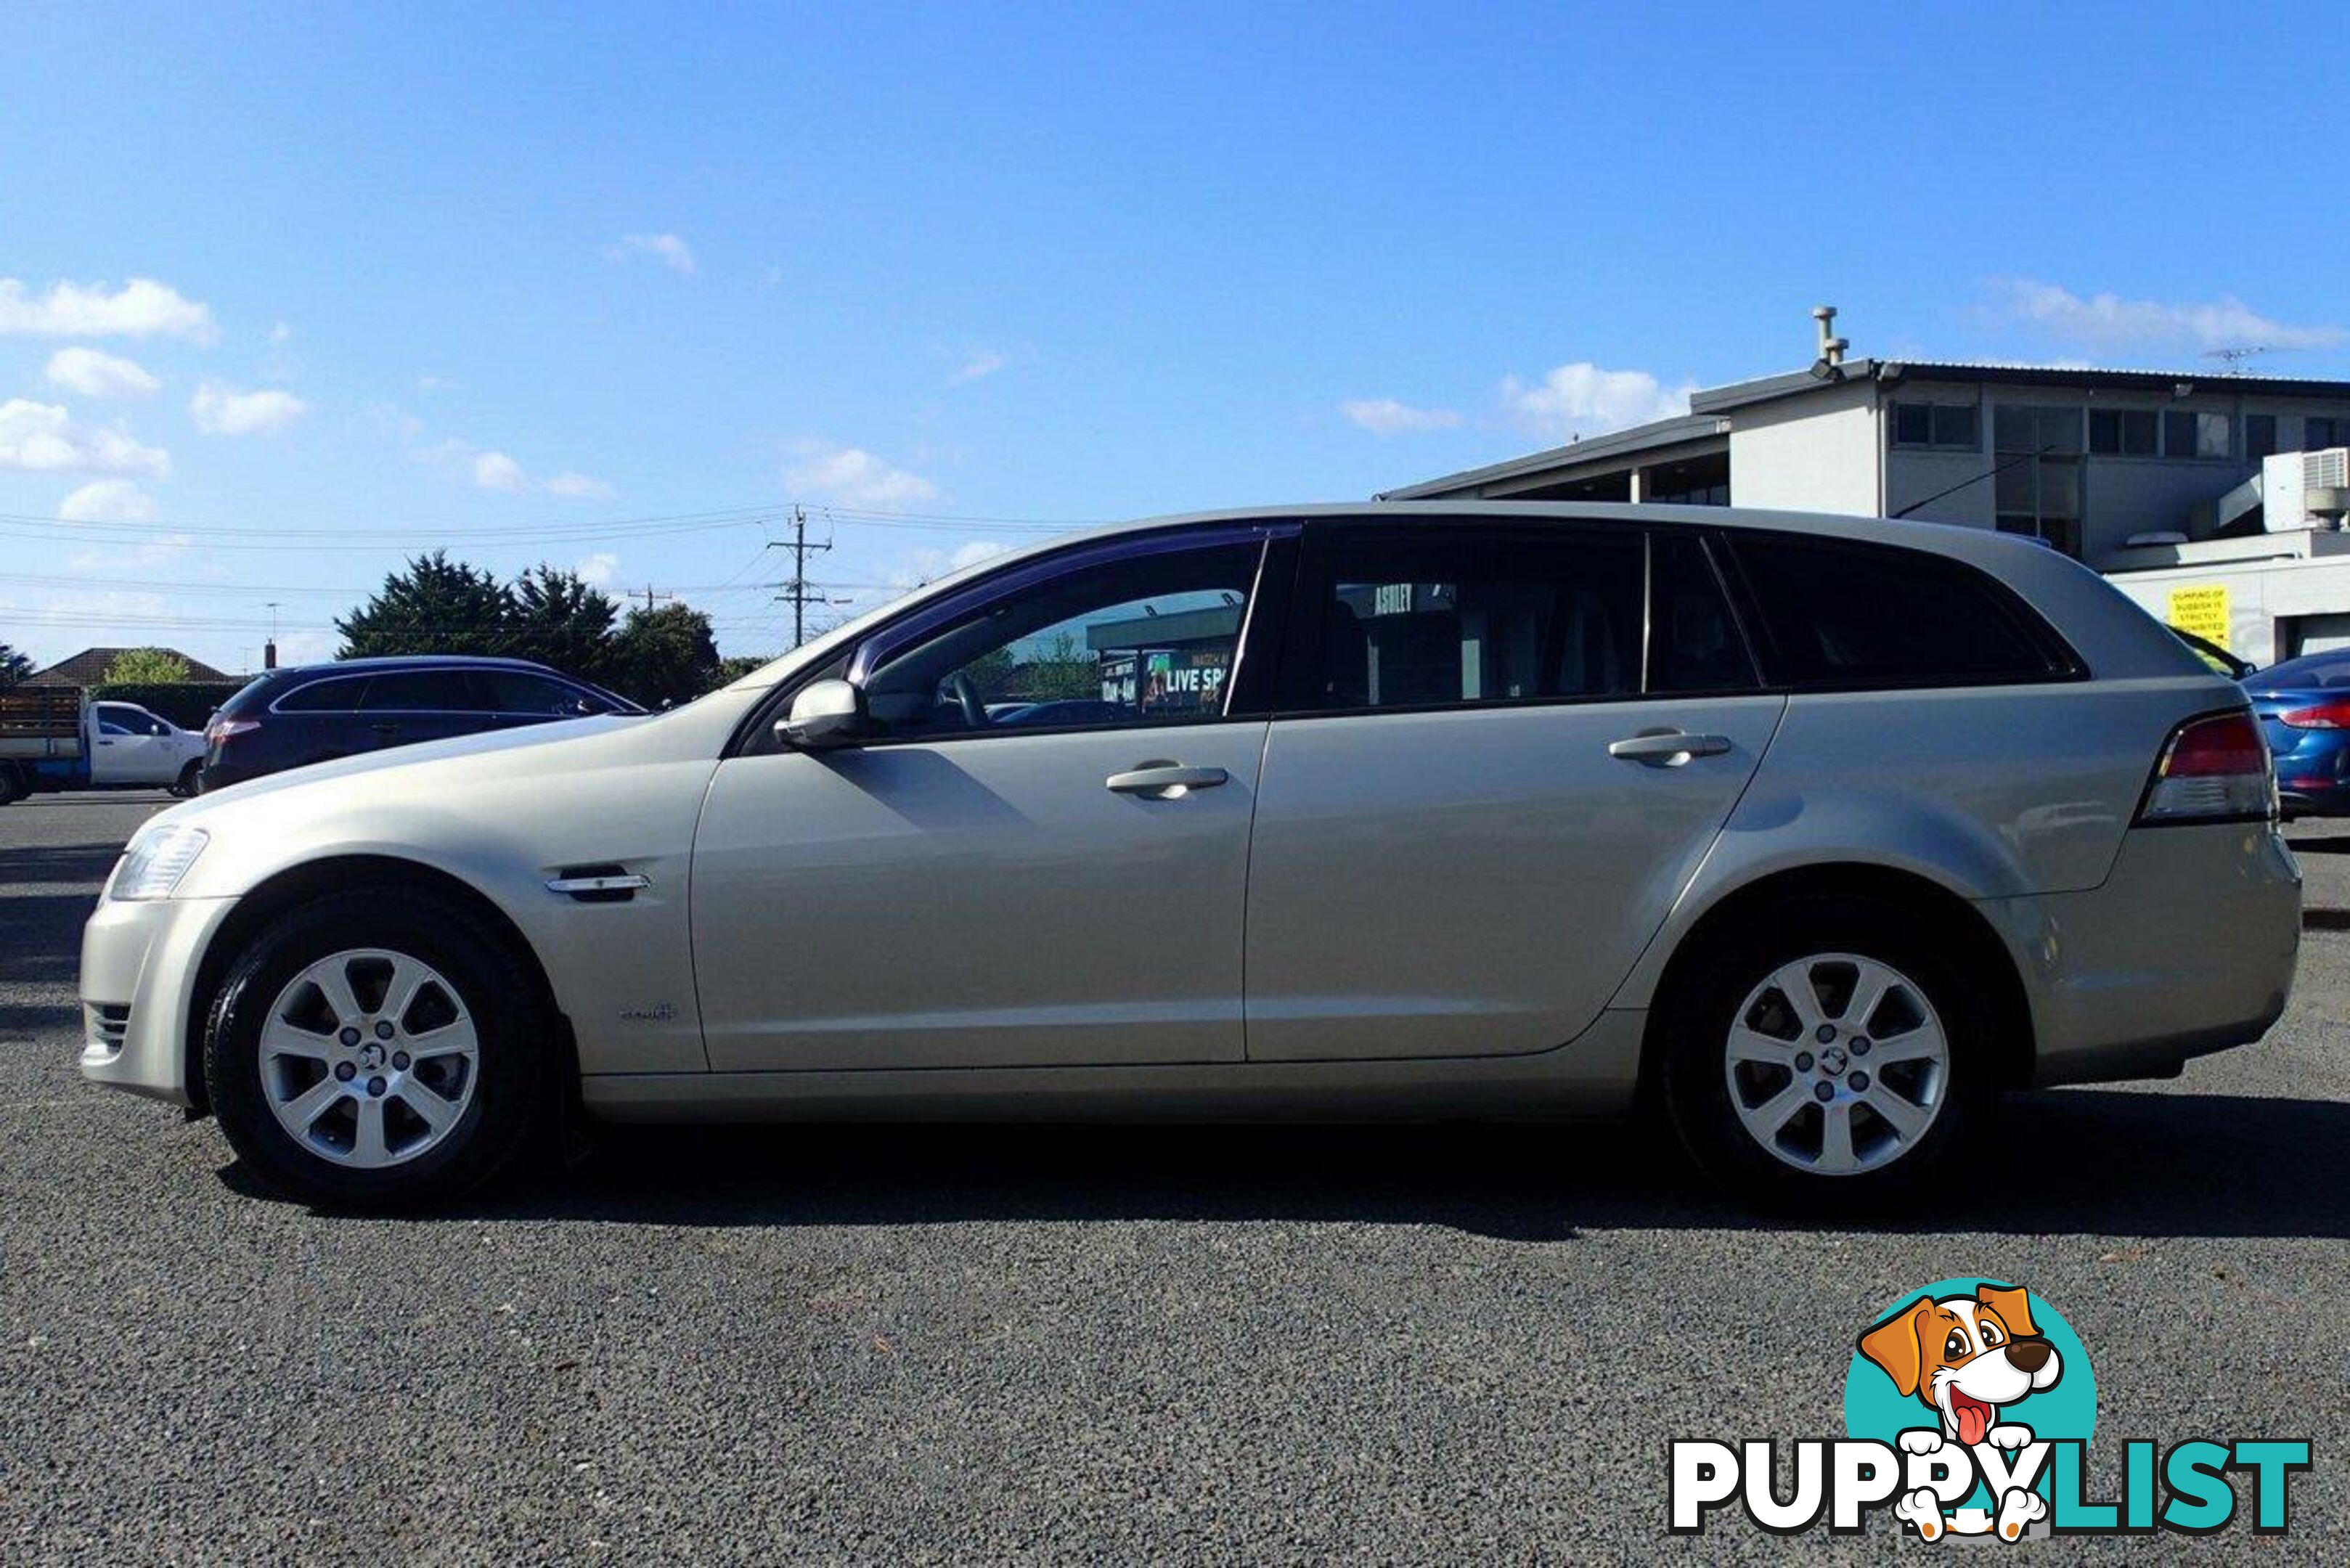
[1378,414,1729,500]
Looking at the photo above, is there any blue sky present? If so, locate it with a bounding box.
[4,1,2346,671]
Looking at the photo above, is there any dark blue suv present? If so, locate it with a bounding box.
[200,656,642,791]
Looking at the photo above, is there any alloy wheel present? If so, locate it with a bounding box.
[259,947,481,1168]
[1722,952,1949,1176]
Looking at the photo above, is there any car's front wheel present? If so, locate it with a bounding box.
[1657,894,1991,1208]
[168,760,202,798]
[205,889,551,1208]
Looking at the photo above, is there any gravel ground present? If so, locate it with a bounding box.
[1,793,2344,1562]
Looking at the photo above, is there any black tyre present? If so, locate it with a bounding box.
[1657,894,1995,1209]
[168,760,203,798]
[204,888,552,1209]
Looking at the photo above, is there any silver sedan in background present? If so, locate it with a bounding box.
[78,502,2300,1209]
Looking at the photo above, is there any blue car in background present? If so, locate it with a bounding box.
[2244,649,2350,817]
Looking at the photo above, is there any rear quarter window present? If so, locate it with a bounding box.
[274,676,373,713]
[1726,534,2076,688]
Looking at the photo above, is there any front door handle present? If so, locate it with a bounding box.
[1607,730,1732,765]
[1106,762,1230,799]
[370,722,401,735]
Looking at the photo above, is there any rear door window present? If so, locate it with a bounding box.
[354,671,481,711]
[1309,526,1645,710]
[1649,533,1759,693]
[1725,534,2075,688]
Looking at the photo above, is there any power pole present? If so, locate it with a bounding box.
[767,504,844,648]
[630,587,679,614]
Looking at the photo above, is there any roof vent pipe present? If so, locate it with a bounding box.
[1812,304,1848,369]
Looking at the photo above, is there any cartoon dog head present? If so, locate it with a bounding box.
[1858,1283,2062,1446]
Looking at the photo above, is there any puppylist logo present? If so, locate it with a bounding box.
[1670,1278,2311,1540]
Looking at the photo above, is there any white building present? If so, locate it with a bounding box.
[1384,313,2350,664]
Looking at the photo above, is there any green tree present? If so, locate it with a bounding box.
[506,565,619,682]
[337,551,512,658]
[714,653,772,686]
[608,603,720,708]
[101,648,191,684]
[0,642,33,687]
[1017,629,1098,701]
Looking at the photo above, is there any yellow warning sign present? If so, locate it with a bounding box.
[2169,585,2230,650]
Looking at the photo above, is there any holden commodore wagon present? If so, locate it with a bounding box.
[79,503,2301,1209]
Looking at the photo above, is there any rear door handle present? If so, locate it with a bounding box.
[1106,763,1230,798]
[370,722,401,735]
[1607,730,1732,765]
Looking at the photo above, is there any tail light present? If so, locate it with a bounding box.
[2277,699,2350,730]
[2136,709,2274,825]
[205,716,260,746]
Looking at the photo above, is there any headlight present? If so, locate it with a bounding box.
[109,825,209,901]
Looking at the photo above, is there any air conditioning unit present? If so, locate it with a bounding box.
[2265,448,2350,531]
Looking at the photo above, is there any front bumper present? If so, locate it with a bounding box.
[78,894,240,1106]
[1986,822,2301,1087]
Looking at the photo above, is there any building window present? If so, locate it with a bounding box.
[2163,410,2232,460]
[2247,415,2280,460]
[1993,404,2081,455]
[1891,401,1979,449]
[2087,409,2157,455]
[1993,404,2084,558]
[2309,416,2349,451]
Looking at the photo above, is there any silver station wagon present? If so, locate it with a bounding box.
[80,503,2301,1209]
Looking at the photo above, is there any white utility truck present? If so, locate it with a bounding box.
[0,688,207,803]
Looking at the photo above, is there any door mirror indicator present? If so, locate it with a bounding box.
[777,678,869,749]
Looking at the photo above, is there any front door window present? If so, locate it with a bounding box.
[859,540,1263,740]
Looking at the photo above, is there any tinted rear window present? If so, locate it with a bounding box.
[1315,527,1645,709]
[1728,534,2073,687]
[357,670,482,711]
[213,674,281,716]
[1649,533,1758,693]
[274,675,372,712]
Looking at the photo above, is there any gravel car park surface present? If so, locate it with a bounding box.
[2,793,2345,1562]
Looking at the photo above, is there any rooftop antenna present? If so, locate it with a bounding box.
[2203,346,2272,375]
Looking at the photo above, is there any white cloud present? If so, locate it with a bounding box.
[58,478,159,523]
[544,470,617,499]
[1341,397,1464,436]
[787,443,939,508]
[189,380,308,436]
[886,539,1009,592]
[471,450,529,492]
[1499,362,1694,442]
[0,399,171,476]
[45,347,161,399]
[1991,277,2346,356]
[0,277,216,341]
[950,349,1005,385]
[574,551,621,587]
[420,438,614,499]
[606,233,696,274]
[268,321,293,344]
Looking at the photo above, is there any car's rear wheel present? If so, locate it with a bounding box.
[1657,895,1992,1208]
[205,889,550,1209]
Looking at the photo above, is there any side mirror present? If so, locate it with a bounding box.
[775,678,868,749]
